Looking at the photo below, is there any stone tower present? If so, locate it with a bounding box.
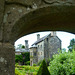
[25,40,29,50]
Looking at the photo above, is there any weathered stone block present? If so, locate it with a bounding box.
[0,0,5,41]
[6,0,41,6]
[0,42,15,75]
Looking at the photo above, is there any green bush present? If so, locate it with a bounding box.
[15,68,21,75]
[15,65,39,75]
[37,59,50,75]
[49,50,75,75]
[15,55,23,63]
[37,60,42,66]
[15,52,30,65]
[33,64,37,66]
[25,61,30,65]
[21,52,30,63]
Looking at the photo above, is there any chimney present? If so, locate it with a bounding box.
[25,40,29,50]
[51,31,56,36]
[37,34,40,41]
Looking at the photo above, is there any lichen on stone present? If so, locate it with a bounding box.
[0,57,7,64]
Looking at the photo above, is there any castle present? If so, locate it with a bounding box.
[15,40,30,55]
[30,32,61,66]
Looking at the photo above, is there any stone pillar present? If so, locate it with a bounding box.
[0,0,15,75]
[0,0,5,41]
[0,42,15,75]
[37,34,40,41]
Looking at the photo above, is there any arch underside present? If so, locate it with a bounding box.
[10,5,75,43]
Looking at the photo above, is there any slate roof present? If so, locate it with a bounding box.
[15,49,30,52]
[32,34,51,46]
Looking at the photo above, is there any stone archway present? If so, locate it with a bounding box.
[0,0,75,75]
[10,5,75,44]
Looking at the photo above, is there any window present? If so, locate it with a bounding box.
[34,52,36,56]
[30,52,33,56]
[41,45,42,48]
[41,52,42,55]
[38,45,39,47]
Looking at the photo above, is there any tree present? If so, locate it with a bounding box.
[15,52,30,65]
[37,59,50,75]
[68,38,75,52]
[17,44,25,49]
[22,45,25,48]
[62,48,66,53]
[15,55,23,63]
[49,51,75,75]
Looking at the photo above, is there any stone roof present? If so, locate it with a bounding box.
[32,33,61,46]
[32,34,51,46]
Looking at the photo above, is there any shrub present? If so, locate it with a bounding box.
[25,61,30,65]
[15,52,30,65]
[49,50,75,75]
[37,59,50,75]
[15,68,21,75]
[15,65,39,75]
[21,52,30,62]
[15,55,23,63]
[33,64,37,66]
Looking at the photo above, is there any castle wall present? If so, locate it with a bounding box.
[30,47,38,66]
[37,41,44,62]
[48,36,61,58]
[44,38,49,62]
[30,34,61,66]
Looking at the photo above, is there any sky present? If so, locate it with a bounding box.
[15,31,75,50]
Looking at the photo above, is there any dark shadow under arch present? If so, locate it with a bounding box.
[10,5,75,44]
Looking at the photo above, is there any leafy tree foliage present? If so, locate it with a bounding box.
[22,45,25,48]
[17,44,25,49]
[62,48,66,53]
[15,52,30,65]
[49,50,75,75]
[37,59,50,75]
[21,52,30,63]
[15,55,23,63]
[68,38,75,52]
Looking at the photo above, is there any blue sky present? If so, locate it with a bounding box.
[15,31,75,50]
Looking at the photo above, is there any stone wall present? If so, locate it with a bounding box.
[0,43,15,75]
[37,41,44,62]
[0,0,5,41]
[30,47,38,66]
[44,35,61,62]
[44,37,49,61]
[48,36,61,58]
